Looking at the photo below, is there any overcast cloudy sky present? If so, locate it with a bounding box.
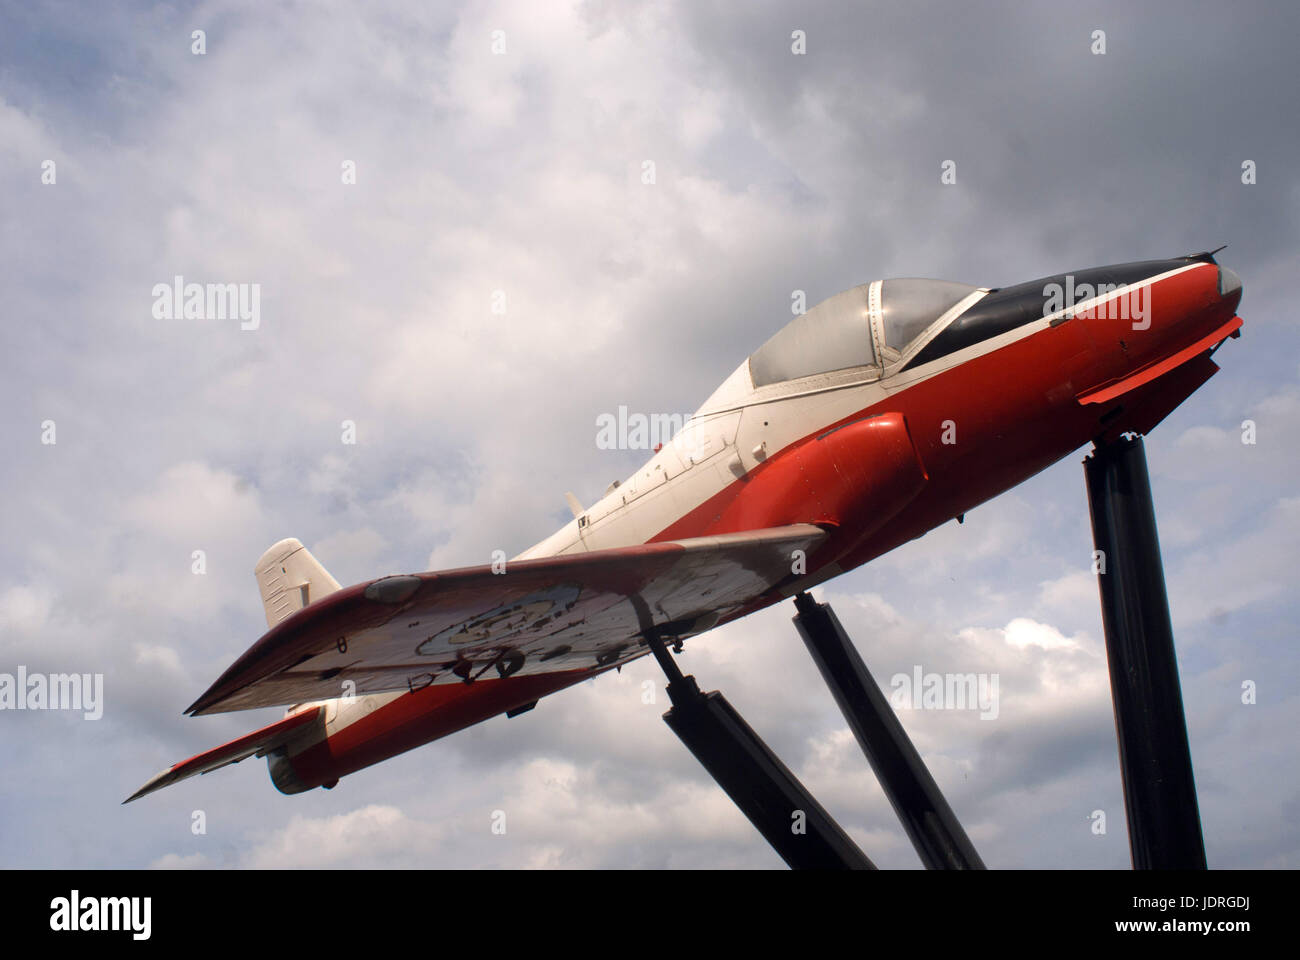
[2,0,1297,870]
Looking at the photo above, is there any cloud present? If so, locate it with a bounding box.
[2,0,1298,871]
[241,805,431,869]
[148,852,213,870]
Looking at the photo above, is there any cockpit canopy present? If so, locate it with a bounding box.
[748,278,981,387]
[878,278,982,360]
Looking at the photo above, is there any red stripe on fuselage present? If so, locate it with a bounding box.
[286,670,590,790]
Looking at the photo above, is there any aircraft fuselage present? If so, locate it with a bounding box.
[265,253,1243,795]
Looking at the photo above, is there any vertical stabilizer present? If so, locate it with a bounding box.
[255,538,341,628]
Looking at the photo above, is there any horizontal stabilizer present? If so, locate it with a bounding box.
[124,705,324,803]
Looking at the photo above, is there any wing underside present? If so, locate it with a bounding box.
[187,524,827,715]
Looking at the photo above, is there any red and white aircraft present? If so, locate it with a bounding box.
[128,251,1244,802]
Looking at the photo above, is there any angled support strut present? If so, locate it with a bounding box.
[793,592,985,870]
[641,619,874,870]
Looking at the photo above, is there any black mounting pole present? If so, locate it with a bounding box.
[1084,435,1207,870]
[793,593,986,870]
[646,633,875,870]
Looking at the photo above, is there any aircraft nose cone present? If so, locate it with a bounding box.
[1218,265,1243,308]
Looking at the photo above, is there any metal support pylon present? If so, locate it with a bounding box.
[793,592,985,869]
[1084,435,1207,869]
[644,630,874,870]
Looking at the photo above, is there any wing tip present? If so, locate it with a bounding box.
[185,695,227,717]
[123,768,174,804]
[185,685,228,716]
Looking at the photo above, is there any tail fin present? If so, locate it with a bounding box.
[255,538,342,628]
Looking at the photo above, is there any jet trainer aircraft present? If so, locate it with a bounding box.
[128,251,1243,802]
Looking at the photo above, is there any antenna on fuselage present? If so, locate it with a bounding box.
[1188,244,1228,264]
[564,492,584,519]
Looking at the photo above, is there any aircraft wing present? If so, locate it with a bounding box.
[124,705,324,802]
[187,524,827,715]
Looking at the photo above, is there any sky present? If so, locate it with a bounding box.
[1,0,1297,869]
